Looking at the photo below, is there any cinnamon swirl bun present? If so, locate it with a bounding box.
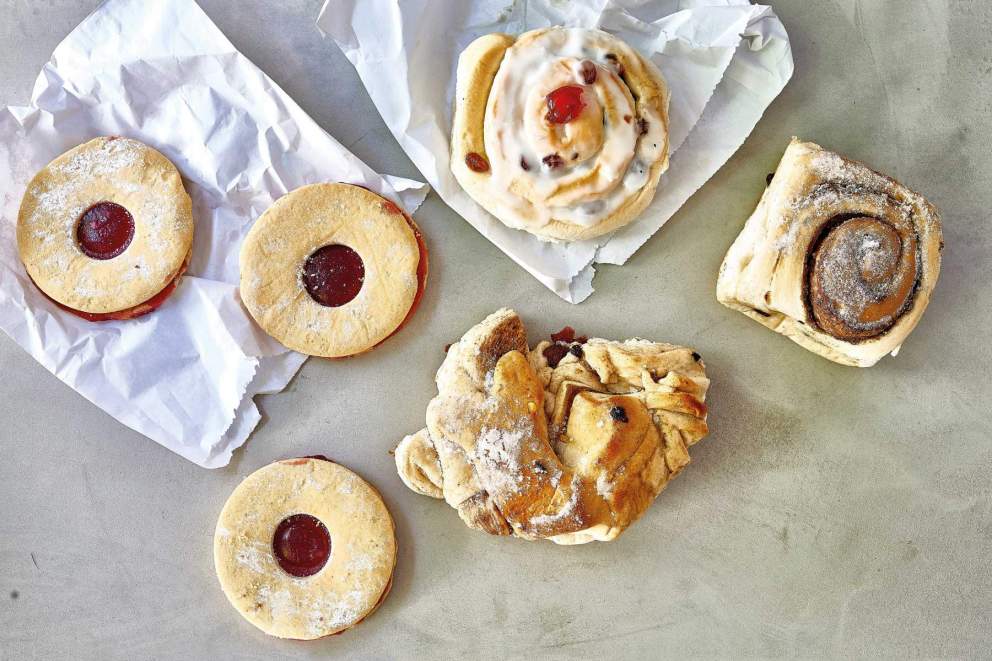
[716,139,942,367]
[451,27,670,242]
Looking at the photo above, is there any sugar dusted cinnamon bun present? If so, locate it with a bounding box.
[716,139,942,367]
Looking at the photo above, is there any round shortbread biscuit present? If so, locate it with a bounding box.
[214,457,397,640]
[239,183,427,357]
[17,136,194,315]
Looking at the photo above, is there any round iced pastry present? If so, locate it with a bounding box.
[451,27,670,242]
[213,457,397,640]
[239,183,428,357]
[17,136,194,320]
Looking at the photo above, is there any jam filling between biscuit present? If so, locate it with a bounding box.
[303,244,365,308]
[77,201,135,260]
[272,513,331,578]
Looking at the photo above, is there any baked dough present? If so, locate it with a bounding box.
[395,309,709,545]
[214,457,397,640]
[716,138,943,367]
[17,136,193,314]
[451,27,670,242]
[239,183,427,357]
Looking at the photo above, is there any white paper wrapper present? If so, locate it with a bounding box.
[318,0,793,302]
[0,0,428,468]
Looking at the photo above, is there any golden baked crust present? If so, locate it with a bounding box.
[213,458,396,640]
[451,27,670,242]
[716,138,943,367]
[17,136,193,313]
[395,309,709,545]
[239,183,424,357]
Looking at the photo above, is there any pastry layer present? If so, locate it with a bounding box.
[395,309,710,545]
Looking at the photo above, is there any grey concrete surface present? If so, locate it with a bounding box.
[1,1,990,659]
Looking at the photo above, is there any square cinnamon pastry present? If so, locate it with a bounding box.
[716,139,942,367]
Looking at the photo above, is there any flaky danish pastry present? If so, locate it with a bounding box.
[717,139,942,367]
[395,309,709,545]
[451,27,670,242]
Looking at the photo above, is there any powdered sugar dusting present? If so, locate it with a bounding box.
[236,542,268,574]
[28,138,143,234]
[811,217,914,334]
[595,471,614,499]
[773,142,930,253]
[305,589,367,637]
[474,421,530,496]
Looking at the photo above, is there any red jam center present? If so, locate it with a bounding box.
[272,514,331,578]
[302,244,365,307]
[545,85,586,124]
[77,201,135,260]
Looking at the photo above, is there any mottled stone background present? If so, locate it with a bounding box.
[1,1,989,658]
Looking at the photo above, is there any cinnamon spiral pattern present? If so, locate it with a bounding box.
[717,139,942,367]
[451,27,670,242]
[806,215,919,341]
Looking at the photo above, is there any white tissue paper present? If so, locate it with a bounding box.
[0,0,428,468]
[318,0,793,302]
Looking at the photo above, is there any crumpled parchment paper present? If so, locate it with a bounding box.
[0,0,428,468]
[318,0,792,302]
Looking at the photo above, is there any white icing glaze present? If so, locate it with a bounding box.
[481,28,668,231]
